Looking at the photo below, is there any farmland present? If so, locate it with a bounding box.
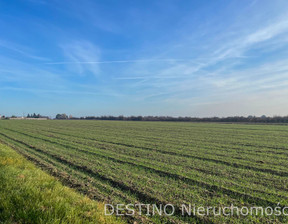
[0,120,288,223]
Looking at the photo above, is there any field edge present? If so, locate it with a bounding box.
[0,142,125,224]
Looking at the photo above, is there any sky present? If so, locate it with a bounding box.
[1,0,288,117]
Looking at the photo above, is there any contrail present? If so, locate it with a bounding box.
[44,59,200,65]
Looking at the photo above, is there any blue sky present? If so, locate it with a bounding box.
[1,0,288,117]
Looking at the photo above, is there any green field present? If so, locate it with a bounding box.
[0,120,288,223]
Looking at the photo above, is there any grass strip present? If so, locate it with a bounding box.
[0,143,125,224]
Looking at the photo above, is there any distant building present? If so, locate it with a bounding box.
[10,117,48,120]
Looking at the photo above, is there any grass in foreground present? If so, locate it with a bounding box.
[0,143,125,224]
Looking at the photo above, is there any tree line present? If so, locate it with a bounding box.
[2,113,288,123]
[66,115,288,123]
[27,113,48,118]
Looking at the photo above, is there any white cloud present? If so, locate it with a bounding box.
[60,40,101,76]
[211,18,288,62]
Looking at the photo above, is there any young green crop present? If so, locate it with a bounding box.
[0,120,287,223]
